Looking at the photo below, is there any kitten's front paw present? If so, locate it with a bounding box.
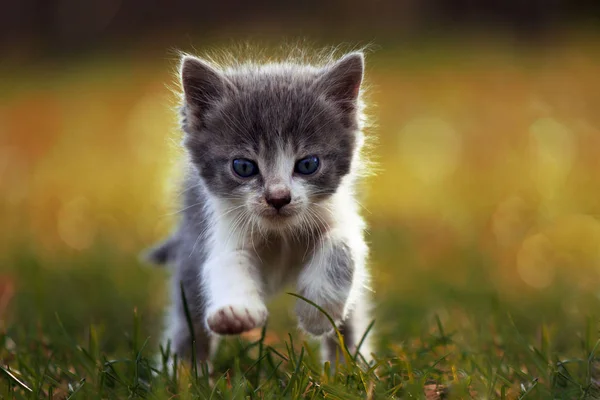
[296,300,343,336]
[206,302,268,335]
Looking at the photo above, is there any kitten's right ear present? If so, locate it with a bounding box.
[180,56,232,115]
[313,52,364,127]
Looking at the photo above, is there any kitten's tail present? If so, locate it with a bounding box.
[142,236,178,266]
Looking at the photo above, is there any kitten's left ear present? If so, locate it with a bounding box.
[316,52,364,115]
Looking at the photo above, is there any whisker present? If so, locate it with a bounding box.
[176,182,203,197]
[161,201,205,217]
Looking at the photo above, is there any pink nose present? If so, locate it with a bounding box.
[266,195,291,210]
[265,186,291,210]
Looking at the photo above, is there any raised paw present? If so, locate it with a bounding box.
[206,303,268,335]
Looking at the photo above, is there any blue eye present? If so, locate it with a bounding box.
[295,156,319,175]
[232,159,258,178]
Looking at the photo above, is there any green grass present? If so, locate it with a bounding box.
[2,237,600,399]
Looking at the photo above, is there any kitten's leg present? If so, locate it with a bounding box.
[203,250,268,335]
[295,236,356,336]
[161,250,218,371]
[321,294,375,366]
[296,230,372,366]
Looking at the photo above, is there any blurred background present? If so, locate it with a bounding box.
[1,0,600,355]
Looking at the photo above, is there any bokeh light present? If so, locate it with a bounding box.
[399,117,462,185]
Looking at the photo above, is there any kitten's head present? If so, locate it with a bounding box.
[180,52,366,232]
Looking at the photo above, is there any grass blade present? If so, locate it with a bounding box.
[0,366,33,393]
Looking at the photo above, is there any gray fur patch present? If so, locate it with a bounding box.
[325,242,354,291]
[144,236,179,265]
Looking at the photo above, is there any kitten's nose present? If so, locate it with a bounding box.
[265,186,291,210]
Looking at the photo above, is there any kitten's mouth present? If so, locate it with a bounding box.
[263,210,295,219]
[259,207,298,224]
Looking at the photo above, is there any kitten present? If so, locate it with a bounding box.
[146,50,374,367]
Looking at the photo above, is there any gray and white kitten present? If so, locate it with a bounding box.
[147,51,373,366]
